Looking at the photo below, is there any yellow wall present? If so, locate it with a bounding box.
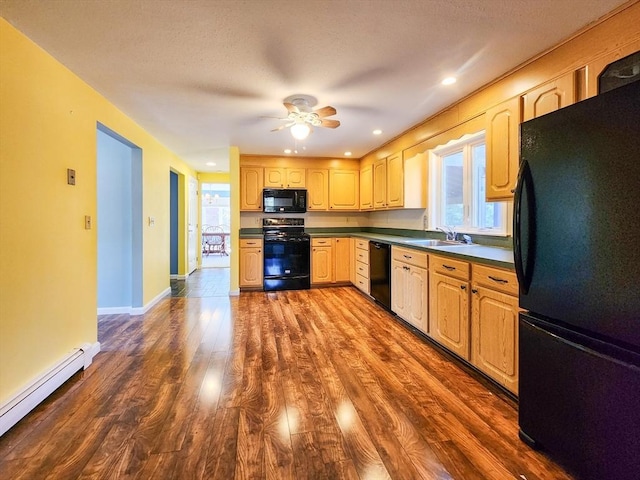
[0,19,196,404]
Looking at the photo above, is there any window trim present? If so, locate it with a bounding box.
[428,131,509,236]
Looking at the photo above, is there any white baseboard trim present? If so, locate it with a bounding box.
[170,274,188,280]
[0,341,101,437]
[97,287,171,316]
[130,287,171,316]
[229,289,240,297]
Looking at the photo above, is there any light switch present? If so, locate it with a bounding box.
[67,168,76,185]
[85,215,92,229]
[148,216,155,227]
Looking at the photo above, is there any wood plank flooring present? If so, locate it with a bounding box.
[0,269,573,479]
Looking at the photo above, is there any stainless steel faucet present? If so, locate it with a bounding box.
[437,226,457,242]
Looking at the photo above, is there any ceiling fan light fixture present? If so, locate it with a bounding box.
[291,123,311,140]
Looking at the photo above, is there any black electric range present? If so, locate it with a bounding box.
[262,218,310,291]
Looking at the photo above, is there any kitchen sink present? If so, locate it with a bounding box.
[403,239,468,247]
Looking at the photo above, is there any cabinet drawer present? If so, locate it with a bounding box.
[240,238,263,248]
[355,273,370,294]
[430,254,469,281]
[392,246,428,269]
[312,238,332,247]
[355,261,369,279]
[355,249,369,264]
[355,239,369,251]
[472,264,518,296]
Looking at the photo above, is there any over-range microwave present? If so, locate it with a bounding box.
[263,188,307,213]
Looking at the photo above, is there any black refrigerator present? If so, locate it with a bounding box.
[515,80,640,480]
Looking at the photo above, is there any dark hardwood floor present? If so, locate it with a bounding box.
[0,269,572,479]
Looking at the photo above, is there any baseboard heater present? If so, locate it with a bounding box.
[0,342,100,437]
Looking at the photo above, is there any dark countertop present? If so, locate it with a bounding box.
[240,230,514,269]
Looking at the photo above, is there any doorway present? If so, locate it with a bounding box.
[96,124,143,313]
[201,183,231,268]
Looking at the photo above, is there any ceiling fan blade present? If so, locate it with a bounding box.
[314,106,337,118]
[320,119,340,129]
[271,122,295,132]
[284,102,299,114]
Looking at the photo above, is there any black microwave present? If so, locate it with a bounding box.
[263,188,307,213]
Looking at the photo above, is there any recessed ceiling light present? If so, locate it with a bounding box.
[344,151,352,156]
[284,149,292,154]
[373,129,382,135]
[206,161,216,166]
[442,76,457,86]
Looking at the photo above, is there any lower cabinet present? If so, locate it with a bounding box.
[428,255,471,360]
[470,264,520,394]
[239,239,263,288]
[391,246,428,332]
[311,237,351,285]
[353,239,370,294]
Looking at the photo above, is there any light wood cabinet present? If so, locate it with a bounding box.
[311,239,332,284]
[311,237,351,285]
[386,152,404,208]
[240,166,264,211]
[353,238,370,294]
[428,255,470,359]
[372,152,404,209]
[334,237,351,283]
[522,71,576,121]
[307,168,329,211]
[485,97,520,201]
[329,170,359,210]
[239,239,263,288]
[373,158,388,209]
[264,167,306,188]
[359,164,373,210]
[470,263,519,394]
[391,246,428,332]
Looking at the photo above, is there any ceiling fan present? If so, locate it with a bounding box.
[271,95,340,139]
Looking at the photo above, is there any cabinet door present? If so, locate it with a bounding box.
[311,246,332,284]
[307,169,329,211]
[264,167,285,187]
[286,168,306,188]
[391,260,407,317]
[334,238,351,283]
[360,164,373,210]
[429,271,470,359]
[373,158,387,209]
[485,97,520,201]
[386,152,404,208]
[522,71,575,121]
[471,286,519,393]
[240,247,263,287]
[407,266,428,332]
[329,170,359,210]
[240,167,264,211]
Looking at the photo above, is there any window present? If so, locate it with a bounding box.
[429,132,507,235]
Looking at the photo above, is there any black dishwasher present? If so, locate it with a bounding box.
[369,241,391,310]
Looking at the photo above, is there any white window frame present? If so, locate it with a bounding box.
[428,131,508,236]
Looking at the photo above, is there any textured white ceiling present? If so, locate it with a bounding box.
[0,0,630,172]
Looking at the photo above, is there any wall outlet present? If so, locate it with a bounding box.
[84,215,92,229]
[422,214,428,230]
[148,216,155,227]
[67,168,76,185]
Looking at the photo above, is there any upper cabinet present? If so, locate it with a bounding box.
[240,166,264,211]
[307,168,329,211]
[264,167,306,188]
[522,71,576,122]
[359,164,373,210]
[329,170,360,210]
[365,151,426,210]
[485,98,521,202]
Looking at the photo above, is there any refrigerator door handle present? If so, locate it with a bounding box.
[514,158,535,294]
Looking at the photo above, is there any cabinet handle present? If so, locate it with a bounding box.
[443,265,456,271]
[403,254,412,259]
[488,276,508,284]
[471,288,478,294]
[460,285,467,290]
